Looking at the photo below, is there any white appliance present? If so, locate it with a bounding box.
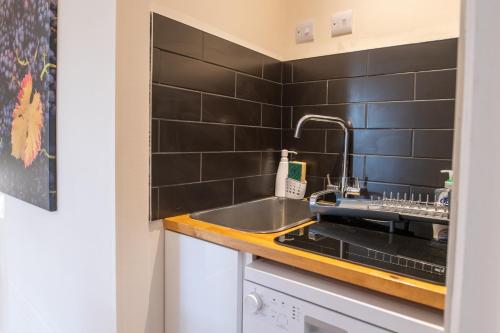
[243,259,444,333]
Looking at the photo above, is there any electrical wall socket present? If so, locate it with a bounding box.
[296,20,314,44]
[331,10,353,37]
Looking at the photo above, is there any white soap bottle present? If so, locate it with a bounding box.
[275,149,297,197]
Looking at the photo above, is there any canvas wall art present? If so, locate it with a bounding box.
[0,0,57,211]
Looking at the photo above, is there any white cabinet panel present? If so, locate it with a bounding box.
[165,231,243,333]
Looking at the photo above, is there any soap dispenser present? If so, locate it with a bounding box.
[275,149,297,197]
[433,169,453,241]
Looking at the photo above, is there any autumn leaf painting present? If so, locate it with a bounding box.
[0,0,57,211]
[11,73,44,168]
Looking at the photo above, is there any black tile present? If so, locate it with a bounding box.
[262,105,281,128]
[151,187,159,221]
[159,180,233,217]
[234,175,275,204]
[151,153,200,186]
[236,74,281,105]
[283,129,325,153]
[305,176,325,197]
[282,107,292,129]
[365,156,451,187]
[151,120,159,153]
[327,129,412,156]
[158,51,235,96]
[263,56,282,83]
[283,62,293,84]
[368,39,458,75]
[152,48,160,83]
[367,101,455,129]
[283,81,327,106]
[152,84,201,121]
[293,104,366,129]
[362,182,410,199]
[202,94,260,125]
[416,70,457,100]
[351,155,365,179]
[203,33,263,76]
[159,121,234,152]
[202,152,261,181]
[292,51,367,82]
[152,14,203,58]
[295,153,339,178]
[328,74,414,104]
[413,130,454,159]
[261,152,280,175]
[235,127,281,151]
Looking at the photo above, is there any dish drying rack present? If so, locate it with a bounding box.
[310,191,450,232]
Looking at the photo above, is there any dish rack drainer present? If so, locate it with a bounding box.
[309,191,449,232]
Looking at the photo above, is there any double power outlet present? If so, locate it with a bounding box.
[296,10,353,44]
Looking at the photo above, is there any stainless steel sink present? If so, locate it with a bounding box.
[190,197,313,233]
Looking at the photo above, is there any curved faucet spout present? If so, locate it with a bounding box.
[294,114,350,195]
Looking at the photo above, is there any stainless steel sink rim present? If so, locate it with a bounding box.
[190,196,313,233]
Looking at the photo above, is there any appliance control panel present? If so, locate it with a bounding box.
[243,281,303,331]
[242,281,389,333]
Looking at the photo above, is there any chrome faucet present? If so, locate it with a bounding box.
[294,114,351,197]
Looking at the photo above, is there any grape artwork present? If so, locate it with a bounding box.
[0,0,57,211]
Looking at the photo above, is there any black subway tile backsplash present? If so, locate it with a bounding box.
[291,51,368,82]
[262,56,283,83]
[202,152,261,181]
[367,100,455,129]
[234,175,275,204]
[261,105,282,128]
[328,73,414,104]
[202,94,261,126]
[416,70,457,100]
[151,120,159,153]
[283,129,325,153]
[152,14,203,59]
[367,38,458,75]
[152,84,201,121]
[236,73,282,105]
[261,152,280,175]
[283,81,327,106]
[158,51,235,96]
[413,130,454,159]
[235,127,281,151]
[352,130,412,156]
[159,121,234,152]
[158,180,233,217]
[152,153,200,186]
[151,14,457,218]
[204,34,263,77]
[365,156,451,187]
[293,104,366,129]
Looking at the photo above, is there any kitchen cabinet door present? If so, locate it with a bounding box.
[165,230,244,333]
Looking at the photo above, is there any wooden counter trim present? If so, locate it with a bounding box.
[164,214,446,310]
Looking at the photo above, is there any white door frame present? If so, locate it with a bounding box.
[446,0,500,331]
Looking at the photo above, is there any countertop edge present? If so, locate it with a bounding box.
[163,215,446,310]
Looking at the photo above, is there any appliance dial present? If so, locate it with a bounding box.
[245,292,263,314]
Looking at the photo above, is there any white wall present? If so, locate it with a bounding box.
[282,0,461,60]
[446,0,500,332]
[0,0,117,332]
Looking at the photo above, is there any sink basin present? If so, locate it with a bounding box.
[190,197,313,233]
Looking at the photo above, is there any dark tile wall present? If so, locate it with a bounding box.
[151,14,282,219]
[282,38,457,199]
[150,12,457,219]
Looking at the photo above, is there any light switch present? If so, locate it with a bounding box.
[331,10,353,37]
[296,21,314,44]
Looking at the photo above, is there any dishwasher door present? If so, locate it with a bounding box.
[243,281,389,333]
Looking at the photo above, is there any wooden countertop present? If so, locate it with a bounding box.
[164,214,446,310]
